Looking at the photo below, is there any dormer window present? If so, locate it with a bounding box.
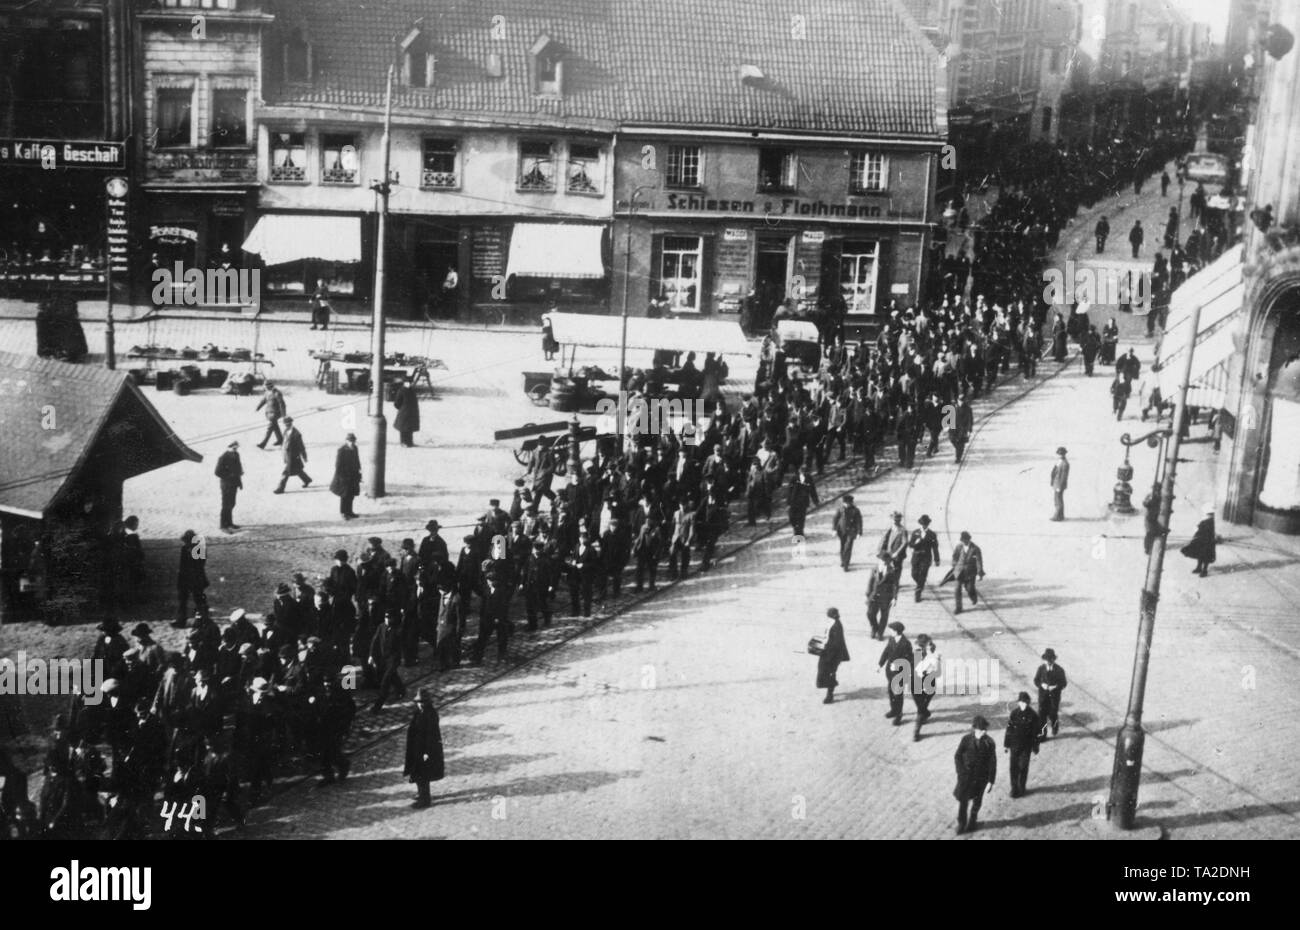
[283,30,312,83]
[530,35,564,97]
[401,23,434,88]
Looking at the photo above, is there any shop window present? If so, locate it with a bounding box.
[518,140,557,191]
[758,148,798,193]
[665,145,702,189]
[156,87,194,148]
[850,152,888,193]
[421,138,459,189]
[566,143,603,195]
[269,131,307,183]
[322,134,359,185]
[659,235,702,313]
[840,240,879,314]
[265,260,358,297]
[211,89,248,147]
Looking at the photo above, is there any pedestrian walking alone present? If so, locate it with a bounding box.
[255,381,286,449]
[1004,691,1041,798]
[330,432,362,520]
[393,377,420,448]
[946,531,983,614]
[273,417,311,493]
[1111,371,1131,421]
[865,557,897,640]
[1129,220,1144,259]
[1050,447,1069,521]
[1034,649,1067,737]
[1181,506,1216,576]
[908,514,940,602]
[403,688,444,809]
[832,494,863,571]
[814,607,850,704]
[953,715,996,834]
[1094,215,1109,254]
[214,441,243,531]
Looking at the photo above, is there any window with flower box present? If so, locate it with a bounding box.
[566,143,603,195]
[518,140,556,191]
[321,134,359,185]
[421,138,459,189]
[269,131,306,182]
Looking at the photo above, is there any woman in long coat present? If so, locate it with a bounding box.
[404,689,445,809]
[1050,313,1068,362]
[1181,508,1217,577]
[816,607,850,704]
[393,379,420,448]
[1100,318,1120,365]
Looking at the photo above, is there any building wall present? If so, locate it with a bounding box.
[612,134,937,325]
[1221,0,1300,532]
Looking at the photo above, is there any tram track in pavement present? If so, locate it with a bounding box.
[899,353,1299,838]
[254,344,1088,817]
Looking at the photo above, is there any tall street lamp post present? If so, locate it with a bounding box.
[366,64,395,498]
[1107,302,1202,829]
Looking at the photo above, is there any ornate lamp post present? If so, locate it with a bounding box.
[1110,428,1171,513]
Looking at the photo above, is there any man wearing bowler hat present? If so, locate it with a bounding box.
[214,440,243,531]
[1050,447,1069,521]
[907,514,941,602]
[953,715,996,834]
[330,432,362,519]
[878,621,913,725]
[949,531,984,614]
[419,519,448,569]
[1004,691,1041,798]
[1034,648,1067,737]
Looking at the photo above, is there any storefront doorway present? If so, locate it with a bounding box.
[416,235,461,320]
[753,234,793,331]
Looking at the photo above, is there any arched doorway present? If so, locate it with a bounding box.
[1251,285,1300,534]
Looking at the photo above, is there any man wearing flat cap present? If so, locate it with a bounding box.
[953,715,997,834]
[878,621,913,725]
[215,440,243,531]
[877,511,909,578]
[949,531,984,614]
[1050,447,1069,521]
[1004,691,1041,798]
[330,432,362,520]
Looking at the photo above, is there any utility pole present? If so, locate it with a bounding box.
[366,64,395,498]
[617,185,655,440]
[1107,302,1202,829]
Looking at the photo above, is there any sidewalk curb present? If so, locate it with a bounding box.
[1069,818,1167,840]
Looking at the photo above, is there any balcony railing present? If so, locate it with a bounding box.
[322,166,358,184]
[270,164,306,182]
[421,169,457,189]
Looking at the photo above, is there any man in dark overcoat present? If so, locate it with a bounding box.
[954,715,997,834]
[1004,691,1041,798]
[330,432,362,519]
[404,689,445,809]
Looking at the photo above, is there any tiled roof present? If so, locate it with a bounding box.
[0,352,200,519]
[264,0,622,127]
[263,0,941,137]
[612,0,941,135]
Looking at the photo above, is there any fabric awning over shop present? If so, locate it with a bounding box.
[1156,245,1245,402]
[546,312,752,356]
[506,223,606,279]
[242,214,362,266]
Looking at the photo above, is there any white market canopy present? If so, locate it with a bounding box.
[242,214,362,266]
[506,223,606,279]
[1156,244,1245,407]
[546,312,753,356]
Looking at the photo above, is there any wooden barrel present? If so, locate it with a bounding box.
[173,377,191,396]
[549,376,579,412]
